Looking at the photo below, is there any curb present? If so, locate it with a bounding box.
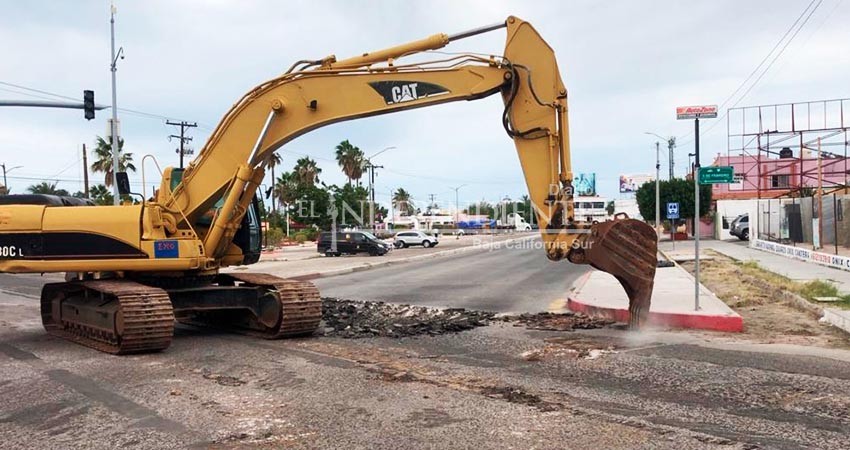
[288,234,537,281]
[566,269,744,332]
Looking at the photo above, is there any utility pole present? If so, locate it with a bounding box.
[667,137,676,180]
[167,120,198,169]
[366,162,383,231]
[109,3,123,205]
[82,145,90,197]
[655,142,660,237]
[364,146,395,231]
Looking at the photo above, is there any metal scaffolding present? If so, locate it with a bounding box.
[727,98,850,198]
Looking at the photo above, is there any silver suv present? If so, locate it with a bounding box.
[394,230,439,248]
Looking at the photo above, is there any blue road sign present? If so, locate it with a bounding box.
[667,202,680,219]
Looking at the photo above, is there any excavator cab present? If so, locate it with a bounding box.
[170,168,264,266]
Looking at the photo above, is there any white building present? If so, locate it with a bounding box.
[574,196,609,222]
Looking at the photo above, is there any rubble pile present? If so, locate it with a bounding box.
[321,298,495,338]
[502,311,614,331]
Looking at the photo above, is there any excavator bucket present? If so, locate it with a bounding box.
[569,218,657,328]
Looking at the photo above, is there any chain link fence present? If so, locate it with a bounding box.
[757,194,849,253]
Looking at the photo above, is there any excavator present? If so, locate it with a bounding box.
[0,16,657,354]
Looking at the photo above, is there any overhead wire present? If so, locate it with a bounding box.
[676,0,823,146]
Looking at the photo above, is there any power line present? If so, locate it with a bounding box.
[678,0,824,146]
[0,80,215,129]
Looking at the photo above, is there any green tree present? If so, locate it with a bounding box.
[293,157,321,186]
[89,184,114,205]
[267,152,282,210]
[274,171,298,208]
[635,178,711,226]
[464,201,495,218]
[330,183,387,227]
[392,188,415,216]
[91,136,136,187]
[518,194,533,223]
[606,200,615,216]
[334,140,366,185]
[27,181,69,196]
[288,183,332,229]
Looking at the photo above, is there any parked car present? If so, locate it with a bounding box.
[394,230,439,248]
[729,213,749,241]
[317,231,391,256]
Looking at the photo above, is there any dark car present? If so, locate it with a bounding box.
[317,231,390,256]
[729,213,749,241]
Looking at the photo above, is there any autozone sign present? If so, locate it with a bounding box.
[676,105,718,120]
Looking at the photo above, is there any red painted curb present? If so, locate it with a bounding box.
[567,297,744,332]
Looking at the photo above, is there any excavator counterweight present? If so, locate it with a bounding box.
[0,16,658,353]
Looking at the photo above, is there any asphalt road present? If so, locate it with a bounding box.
[3,252,850,449]
[315,239,589,313]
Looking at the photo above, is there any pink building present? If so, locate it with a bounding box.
[710,152,850,200]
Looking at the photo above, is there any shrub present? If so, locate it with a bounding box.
[265,227,284,247]
[294,232,308,244]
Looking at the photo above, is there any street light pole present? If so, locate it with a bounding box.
[1,164,23,194]
[450,184,467,227]
[109,4,122,205]
[655,142,660,237]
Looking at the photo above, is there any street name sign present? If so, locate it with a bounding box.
[698,166,734,184]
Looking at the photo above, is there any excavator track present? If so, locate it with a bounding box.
[41,280,174,354]
[177,273,322,339]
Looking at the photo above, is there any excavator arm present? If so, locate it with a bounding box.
[160,16,657,326]
[0,16,656,346]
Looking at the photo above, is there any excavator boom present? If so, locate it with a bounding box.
[0,16,657,354]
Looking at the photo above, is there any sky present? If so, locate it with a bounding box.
[1,0,848,210]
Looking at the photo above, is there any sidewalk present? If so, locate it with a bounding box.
[662,239,850,294]
[663,238,850,335]
[567,261,744,332]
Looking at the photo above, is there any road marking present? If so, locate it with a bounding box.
[547,298,568,313]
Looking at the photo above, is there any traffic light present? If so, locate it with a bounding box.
[83,90,95,120]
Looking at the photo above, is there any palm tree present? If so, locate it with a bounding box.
[267,152,282,212]
[27,181,69,196]
[334,140,366,185]
[293,157,321,185]
[91,136,136,187]
[392,188,414,216]
[274,172,298,208]
[89,184,114,205]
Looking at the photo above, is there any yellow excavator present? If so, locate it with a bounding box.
[0,16,657,354]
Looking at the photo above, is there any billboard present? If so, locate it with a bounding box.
[676,105,718,120]
[619,174,655,193]
[574,173,596,196]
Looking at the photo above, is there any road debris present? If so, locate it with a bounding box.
[502,311,614,331]
[320,298,615,338]
[321,298,494,338]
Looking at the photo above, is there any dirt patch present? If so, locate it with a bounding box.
[480,386,560,411]
[680,254,850,348]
